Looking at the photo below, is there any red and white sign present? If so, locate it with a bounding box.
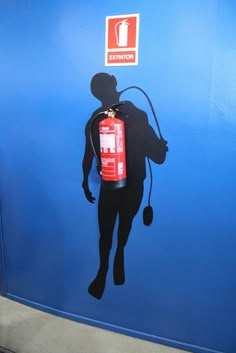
[105,14,140,66]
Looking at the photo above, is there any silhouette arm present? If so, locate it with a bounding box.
[125,104,168,164]
[145,124,168,164]
[82,123,96,203]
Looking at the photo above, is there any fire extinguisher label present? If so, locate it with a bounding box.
[99,118,127,181]
[101,157,116,177]
[118,162,124,175]
[100,131,115,150]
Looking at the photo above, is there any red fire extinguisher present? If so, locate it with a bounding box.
[99,108,127,190]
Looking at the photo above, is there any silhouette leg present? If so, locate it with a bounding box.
[88,238,111,299]
[113,183,144,285]
[88,188,119,299]
[113,242,126,285]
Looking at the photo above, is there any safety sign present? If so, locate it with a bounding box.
[105,14,140,66]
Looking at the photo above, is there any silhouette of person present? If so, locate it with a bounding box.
[82,73,168,299]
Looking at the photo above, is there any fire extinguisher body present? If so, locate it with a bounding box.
[99,113,127,190]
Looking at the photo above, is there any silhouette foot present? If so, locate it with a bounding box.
[88,271,107,299]
[113,249,125,285]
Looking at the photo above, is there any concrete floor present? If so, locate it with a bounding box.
[0,296,190,353]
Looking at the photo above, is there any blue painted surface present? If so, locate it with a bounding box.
[0,201,6,295]
[0,1,236,352]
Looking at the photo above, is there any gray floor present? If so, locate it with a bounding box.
[0,296,190,353]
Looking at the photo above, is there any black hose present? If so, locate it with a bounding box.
[119,86,164,140]
[120,86,165,208]
[89,111,105,171]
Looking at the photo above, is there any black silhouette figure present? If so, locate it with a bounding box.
[82,73,168,299]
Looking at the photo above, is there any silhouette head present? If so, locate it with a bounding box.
[90,73,119,104]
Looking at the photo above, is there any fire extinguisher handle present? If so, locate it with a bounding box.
[107,101,126,113]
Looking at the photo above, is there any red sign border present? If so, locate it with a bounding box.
[105,13,140,66]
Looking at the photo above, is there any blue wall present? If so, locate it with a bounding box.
[0,1,236,352]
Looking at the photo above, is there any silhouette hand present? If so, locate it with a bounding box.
[160,138,169,152]
[82,183,96,203]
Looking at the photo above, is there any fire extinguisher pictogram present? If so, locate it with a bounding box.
[90,103,127,190]
[115,19,129,47]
